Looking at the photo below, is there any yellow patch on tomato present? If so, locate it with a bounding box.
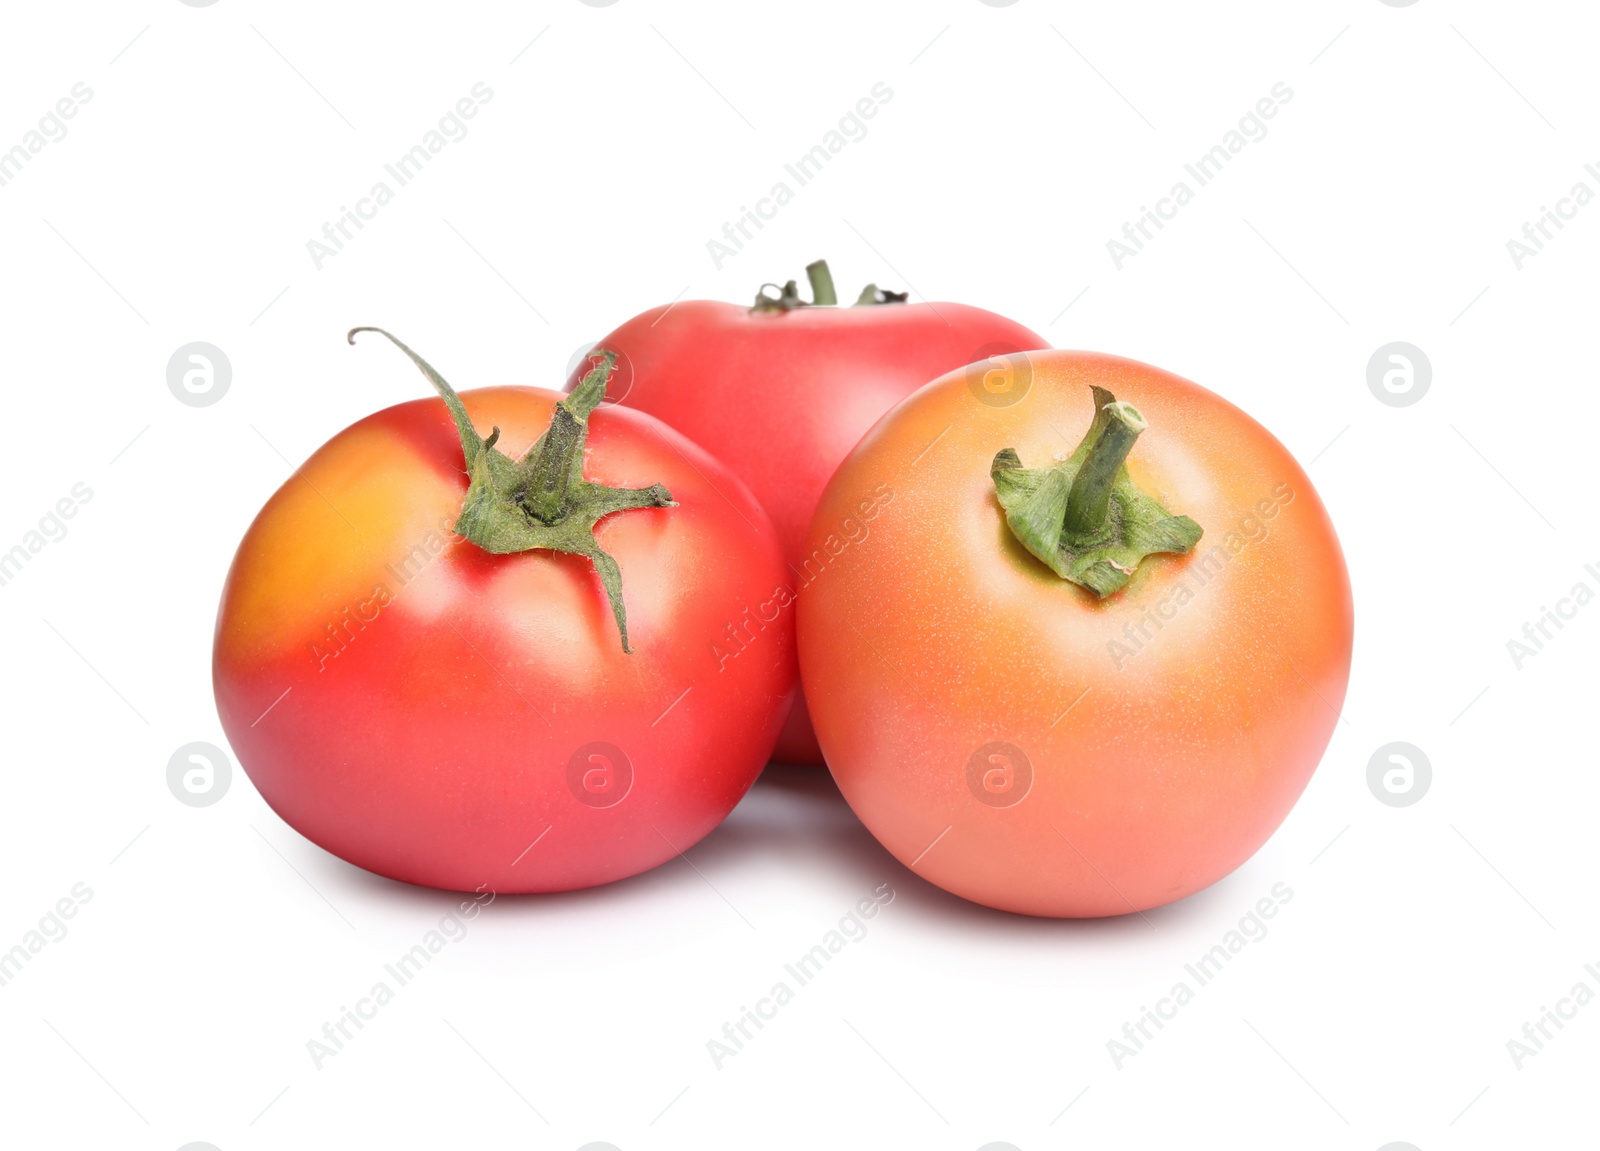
[221,423,461,658]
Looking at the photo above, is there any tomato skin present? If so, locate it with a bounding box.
[577,298,1047,763]
[213,386,796,894]
[796,352,1353,917]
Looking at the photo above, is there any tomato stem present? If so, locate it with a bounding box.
[1064,400,1147,536]
[751,260,906,311]
[992,385,1202,597]
[348,327,675,653]
[806,260,837,306]
[854,283,910,305]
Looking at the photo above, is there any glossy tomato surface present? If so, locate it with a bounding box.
[214,386,796,894]
[576,298,1047,763]
[796,351,1353,917]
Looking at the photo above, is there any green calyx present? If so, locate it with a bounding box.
[991,386,1202,597]
[348,327,674,653]
[854,283,909,306]
[751,259,907,311]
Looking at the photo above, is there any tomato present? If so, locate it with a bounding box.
[214,331,796,894]
[796,351,1353,917]
[573,262,1046,764]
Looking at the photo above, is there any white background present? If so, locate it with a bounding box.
[1,1,1595,1148]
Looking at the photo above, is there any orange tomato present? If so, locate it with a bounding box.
[796,351,1353,917]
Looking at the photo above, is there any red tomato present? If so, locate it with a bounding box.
[574,263,1046,763]
[797,351,1353,917]
[214,332,796,894]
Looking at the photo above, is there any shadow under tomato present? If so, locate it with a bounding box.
[323,761,1264,943]
[706,765,1258,945]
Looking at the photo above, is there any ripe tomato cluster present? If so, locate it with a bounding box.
[214,262,1352,917]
